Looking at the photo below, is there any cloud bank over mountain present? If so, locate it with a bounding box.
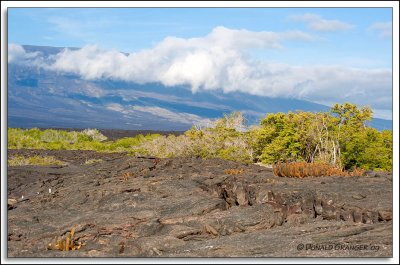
[8,26,392,119]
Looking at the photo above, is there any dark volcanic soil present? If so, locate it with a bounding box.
[7,149,393,257]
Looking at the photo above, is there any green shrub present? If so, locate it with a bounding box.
[81,129,108,142]
[132,113,254,163]
[253,103,392,171]
[8,128,161,153]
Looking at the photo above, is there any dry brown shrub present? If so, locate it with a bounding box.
[272,162,362,178]
[272,164,279,176]
[119,172,134,181]
[47,227,84,251]
[348,167,365,176]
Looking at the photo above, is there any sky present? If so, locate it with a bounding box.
[8,7,393,119]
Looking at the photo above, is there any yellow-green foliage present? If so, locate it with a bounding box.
[132,112,254,163]
[8,155,67,166]
[253,103,392,171]
[7,103,393,171]
[8,128,160,153]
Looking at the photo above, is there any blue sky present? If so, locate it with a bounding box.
[8,8,392,67]
[8,7,393,119]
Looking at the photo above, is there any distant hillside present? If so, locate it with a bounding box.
[8,45,392,131]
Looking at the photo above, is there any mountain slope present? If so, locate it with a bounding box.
[8,45,392,131]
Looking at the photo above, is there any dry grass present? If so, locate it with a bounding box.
[8,155,67,166]
[224,168,245,175]
[119,171,134,181]
[81,128,108,142]
[273,162,365,178]
[133,127,254,163]
[84,159,103,165]
[47,227,84,251]
[348,167,365,177]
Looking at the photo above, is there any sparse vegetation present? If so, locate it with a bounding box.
[119,171,134,181]
[47,227,84,251]
[7,103,392,172]
[81,128,108,142]
[8,128,160,152]
[8,155,67,166]
[224,168,245,175]
[83,159,103,165]
[131,112,254,163]
[272,162,365,178]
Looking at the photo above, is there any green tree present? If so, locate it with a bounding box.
[253,103,391,171]
[341,128,392,170]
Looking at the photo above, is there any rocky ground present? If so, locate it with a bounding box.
[7,149,393,258]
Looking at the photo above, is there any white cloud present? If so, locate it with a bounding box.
[8,44,40,63]
[369,22,392,38]
[46,26,314,86]
[372,109,392,121]
[8,25,392,120]
[292,66,392,117]
[290,13,354,32]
